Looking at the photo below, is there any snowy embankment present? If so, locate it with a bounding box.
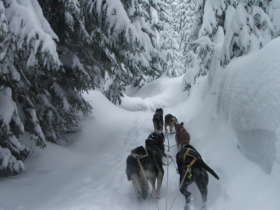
[216,37,280,173]
[0,56,280,209]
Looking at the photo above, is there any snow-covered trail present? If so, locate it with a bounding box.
[0,76,279,210]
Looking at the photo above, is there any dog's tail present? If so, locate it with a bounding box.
[199,160,219,180]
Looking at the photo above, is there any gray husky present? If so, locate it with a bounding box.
[126,132,165,199]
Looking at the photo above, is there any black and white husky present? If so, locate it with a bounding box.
[126,132,165,199]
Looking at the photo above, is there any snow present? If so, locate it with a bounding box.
[216,37,280,173]
[0,1,8,38]
[121,76,186,111]
[5,0,61,68]
[0,146,24,173]
[88,0,151,51]
[0,71,279,210]
[0,1,279,209]
[272,0,280,34]
[29,0,58,41]
[0,87,16,125]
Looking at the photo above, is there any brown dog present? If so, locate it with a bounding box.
[153,108,163,133]
[165,114,177,134]
[175,122,190,150]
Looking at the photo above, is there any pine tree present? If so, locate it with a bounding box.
[184,0,275,88]
[164,0,204,86]
[40,0,166,103]
[0,0,93,175]
[0,3,28,172]
[159,0,185,77]
[0,0,167,176]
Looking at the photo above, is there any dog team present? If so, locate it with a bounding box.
[126,108,219,210]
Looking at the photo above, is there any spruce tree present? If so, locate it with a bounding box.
[159,0,185,77]
[184,0,275,88]
[0,0,167,176]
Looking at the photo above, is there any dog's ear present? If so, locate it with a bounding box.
[155,108,162,113]
[180,122,184,126]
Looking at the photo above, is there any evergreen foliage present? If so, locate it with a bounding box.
[0,0,165,176]
[159,0,184,77]
[160,0,204,78]
[182,0,275,88]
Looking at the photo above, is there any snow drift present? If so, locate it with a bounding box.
[216,37,280,173]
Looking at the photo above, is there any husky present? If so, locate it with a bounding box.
[146,131,165,155]
[153,108,163,133]
[175,122,190,150]
[176,144,219,210]
[126,132,165,199]
[165,114,178,134]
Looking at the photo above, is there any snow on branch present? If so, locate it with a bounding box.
[5,0,61,69]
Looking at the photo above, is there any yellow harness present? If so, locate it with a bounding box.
[182,148,198,180]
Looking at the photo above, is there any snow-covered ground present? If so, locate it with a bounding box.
[0,73,279,210]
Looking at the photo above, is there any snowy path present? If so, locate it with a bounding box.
[0,76,279,210]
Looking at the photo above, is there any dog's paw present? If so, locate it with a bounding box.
[154,193,160,199]
[201,203,207,210]
[152,191,160,199]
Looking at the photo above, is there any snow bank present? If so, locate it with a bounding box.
[216,37,280,173]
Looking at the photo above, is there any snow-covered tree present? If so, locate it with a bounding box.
[39,0,165,104]
[270,0,280,35]
[0,0,92,176]
[160,0,204,84]
[84,0,166,97]
[184,0,275,88]
[159,0,204,78]
[158,0,185,77]
[0,87,27,176]
[0,0,168,176]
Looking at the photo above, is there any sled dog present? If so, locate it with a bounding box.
[175,122,190,150]
[165,114,178,134]
[126,132,165,199]
[153,108,163,133]
[176,144,219,210]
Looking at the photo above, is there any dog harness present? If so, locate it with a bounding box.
[131,151,148,159]
[182,147,198,180]
[131,146,149,159]
[131,149,149,184]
